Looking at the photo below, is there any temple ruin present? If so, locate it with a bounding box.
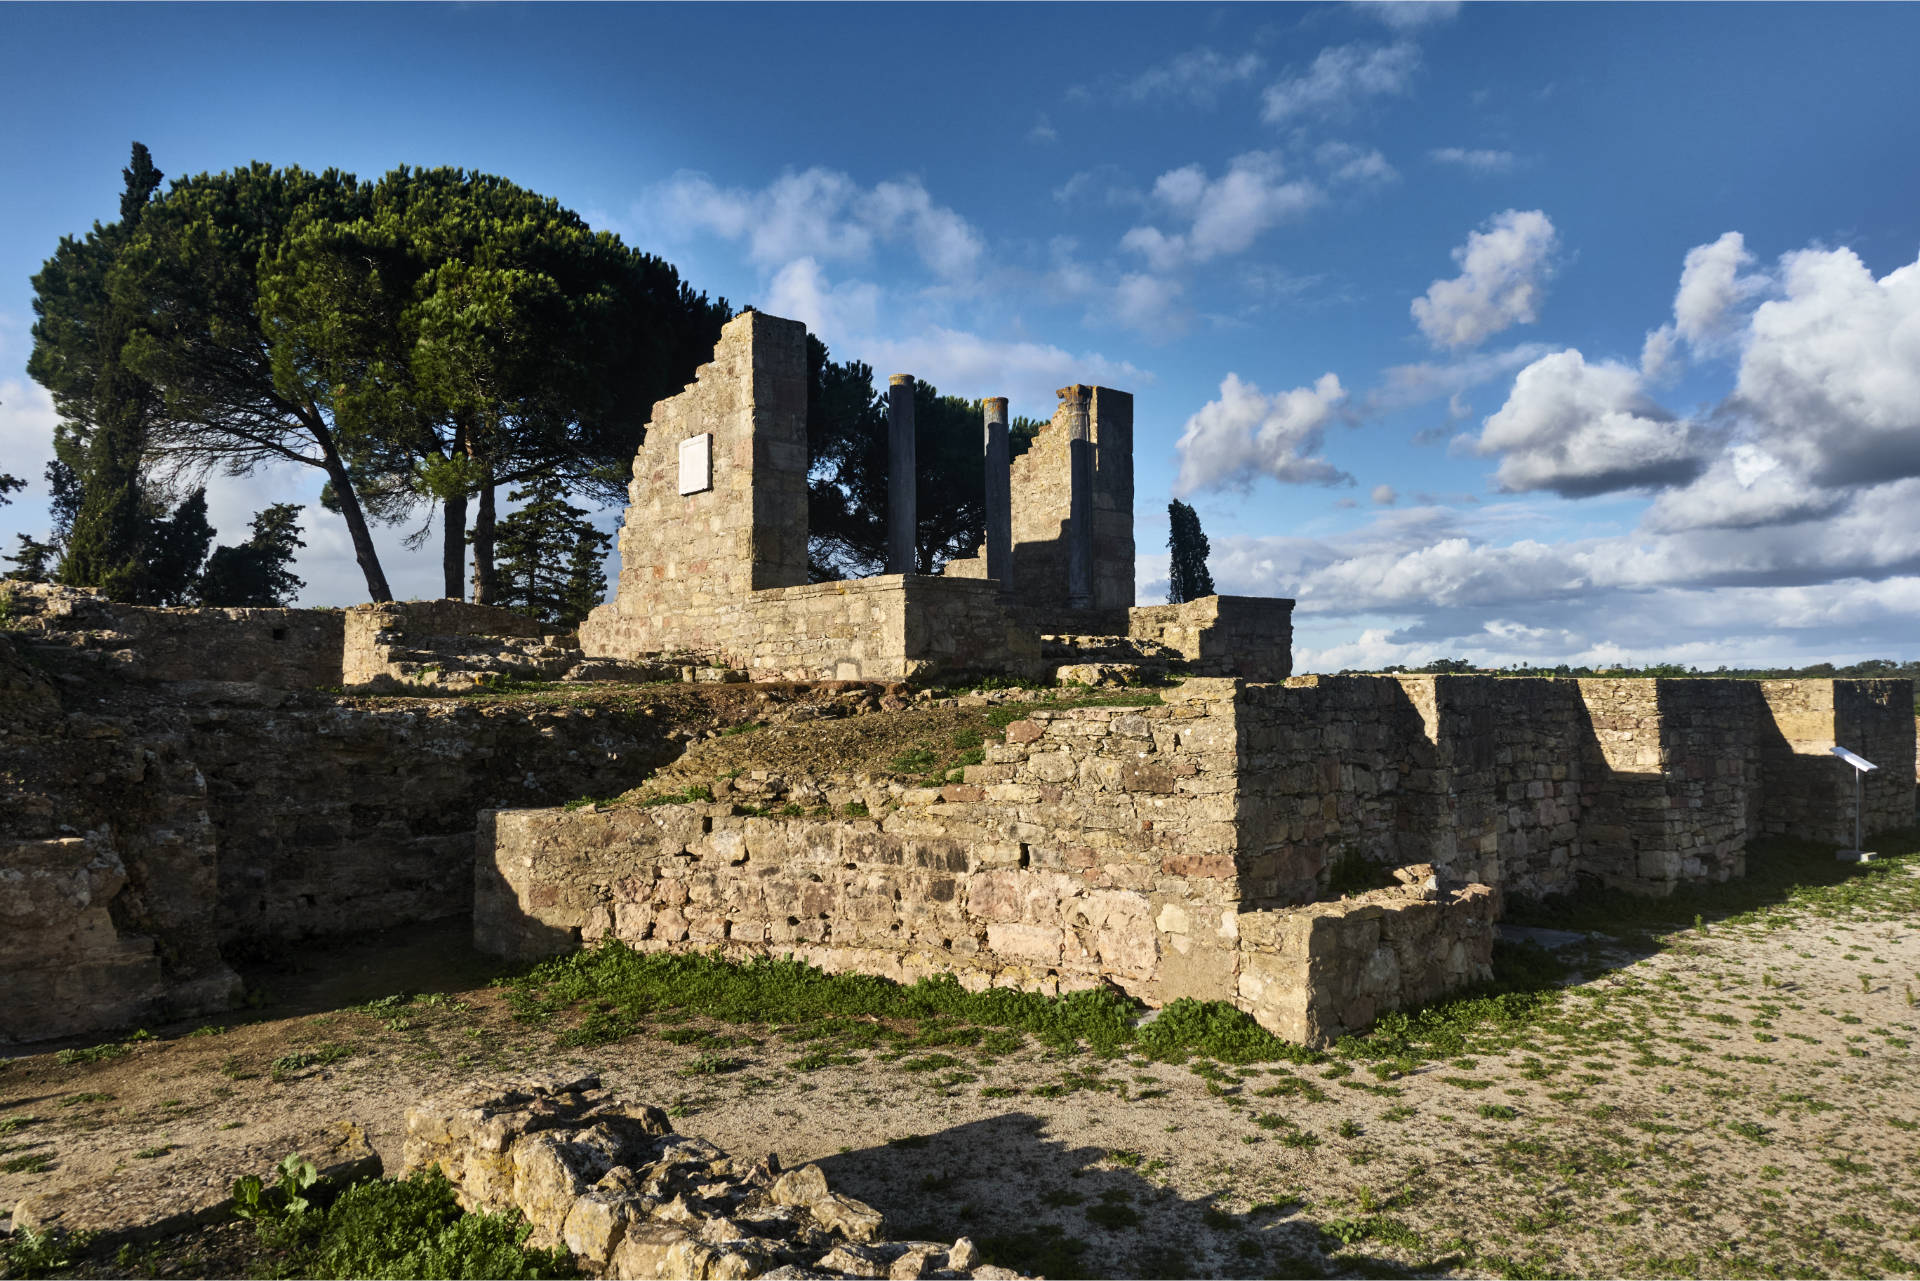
[1,308,1913,1049]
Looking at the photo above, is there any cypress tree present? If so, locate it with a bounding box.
[52,144,166,597]
[1167,499,1216,604]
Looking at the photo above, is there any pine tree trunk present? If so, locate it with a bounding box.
[470,467,497,606]
[315,427,392,603]
[441,490,467,600]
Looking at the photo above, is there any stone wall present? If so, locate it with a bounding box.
[0,627,680,1042]
[576,311,1043,684]
[4,581,342,689]
[579,309,809,664]
[477,673,1914,1044]
[342,599,551,688]
[1127,596,1295,683]
[1002,386,1134,617]
[1758,679,1916,845]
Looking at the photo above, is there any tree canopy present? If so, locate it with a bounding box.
[490,475,610,628]
[29,154,727,604]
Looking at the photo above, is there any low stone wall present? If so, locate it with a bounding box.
[1127,595,1294,683]
[736,576,1042,683]
[343,599,553,688]
[4,582,343,689]
[1237,877,1496,1046]
[402,1075,1014,1279]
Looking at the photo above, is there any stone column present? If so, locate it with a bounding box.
[1063,384,1094,609]
[983,397,1012,592]
[887,375,917,575]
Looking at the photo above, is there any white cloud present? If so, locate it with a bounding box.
[1672,231,1769,352]
[1172,371,1354,495]
[1371,484,1398,505]
[1729,246,1920,488]
[1121,47,1265,107]
[1411,209,1558,350]
[1028,114,1059,144]
[1121,151,1321,271]
[1428,146,1516,173]
[1111,273,1187,336]
[762,258,882,348]
[1639,324,1681,382]
[1641,444,1845,533]
[855,328,1149,419]
[0,378,58,498]
[1261,41,1420,124]
[1315,141,1398,186]
[1350,1,1461,30]
[649,168,983,281]
[1366,341,1553,413]
[1472,349,1704,496]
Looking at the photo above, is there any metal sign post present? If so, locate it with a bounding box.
[1831,745,1879,863]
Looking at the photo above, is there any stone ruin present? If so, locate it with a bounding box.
[0,307,1915,1052]
[575,309,1293,685]
[479,309,1919,1044]
[403,1074,1018,1279]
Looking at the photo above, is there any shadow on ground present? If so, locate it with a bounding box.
[818,1111,1435,1280]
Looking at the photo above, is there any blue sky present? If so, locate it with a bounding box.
[3,2,1919,670]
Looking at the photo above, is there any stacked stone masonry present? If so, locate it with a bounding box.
[577,310,1294,684]
[479,674,1915,1046]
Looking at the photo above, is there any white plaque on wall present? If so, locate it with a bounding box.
[677,433,713,495]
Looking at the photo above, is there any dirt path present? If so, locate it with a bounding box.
[6,874,1920,1279]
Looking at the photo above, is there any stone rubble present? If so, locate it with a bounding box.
[402,1075,1025,1280]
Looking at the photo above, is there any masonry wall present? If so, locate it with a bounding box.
[4,581,343,689]
[343,599,552,688]
[1004,386,1134,618]
[579,310,810,663]
[1127,596,1295,683]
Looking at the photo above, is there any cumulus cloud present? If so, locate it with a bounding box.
[1729,246,1920,488]
[1121,151,1321,271]
[1472,349,1704,496]
[1172,371,1354,495]
[1350,0,1461,30]
[1315,141,1398,186]
[1261,41,1420,123]
[1641,444,1845,533]
[1674,231,1771,351]
[1371,484,1398,505]
[1410,209,1558,349]
[763,258,882,347]
[1111,272,1187,336]
[650,168,983,281]
[1121,47,1265,106]
[1428,146,1515,173]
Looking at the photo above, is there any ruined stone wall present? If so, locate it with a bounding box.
[1757,679,1916,844]
[579,310,810,663]
[724,577,1042,684]
[477,674,1913,1044]
[195,697,677,946]
[477,682,1500,1044]
[342,599,551,688]
[1127,596,1294,683]
[4,581,342,689]
[1005,386,1134,616]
